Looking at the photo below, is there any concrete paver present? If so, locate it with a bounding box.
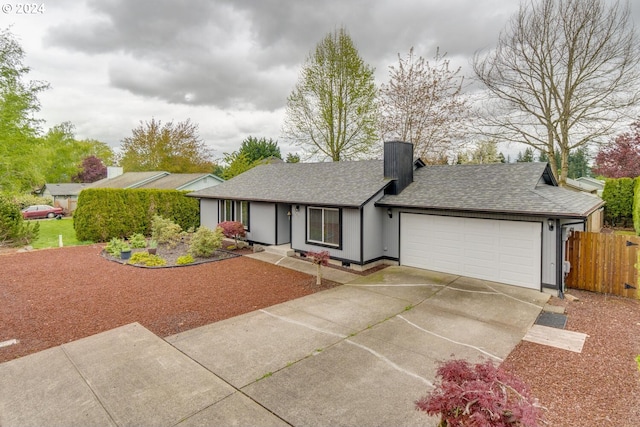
[0,258,549,427]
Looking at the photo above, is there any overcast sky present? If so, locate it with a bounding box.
[4,0,639,163]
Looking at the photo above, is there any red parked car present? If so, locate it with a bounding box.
[21,205,64,219]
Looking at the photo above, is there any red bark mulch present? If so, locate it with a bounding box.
[0,245,336,364]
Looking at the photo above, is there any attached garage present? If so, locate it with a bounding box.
[400,213,542,289]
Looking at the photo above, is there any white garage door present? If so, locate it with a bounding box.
[400,214,542,289]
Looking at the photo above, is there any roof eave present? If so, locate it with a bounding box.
[374,201,602,219]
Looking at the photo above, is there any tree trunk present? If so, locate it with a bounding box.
[316,264,322,285]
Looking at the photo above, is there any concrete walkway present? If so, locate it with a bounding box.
[0,260,549,427]
[246,251,361,284]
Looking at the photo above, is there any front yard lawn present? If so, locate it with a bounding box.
[30,217,93,249]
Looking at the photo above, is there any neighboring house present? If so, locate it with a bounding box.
[189,141,604,293]
[89,171,223,191]
[40,183,89,213]
[565,178,600,195]
[576,176,605,197]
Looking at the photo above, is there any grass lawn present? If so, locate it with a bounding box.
[614,229,636,236]
[30,217,93,249]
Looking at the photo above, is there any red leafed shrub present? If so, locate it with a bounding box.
[305,250,330,266]
[218,221,246,245]
[305,250,330,285]
[415,359,544,427]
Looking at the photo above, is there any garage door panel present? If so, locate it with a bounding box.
[401,214,541,289]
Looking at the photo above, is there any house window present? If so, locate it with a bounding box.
[221,199,234,222]
[236,201,249,229]
[307,207,340,247]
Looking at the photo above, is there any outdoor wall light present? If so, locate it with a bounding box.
[547,219,554,231]
[295,205,300,212]
[387,208,393,219]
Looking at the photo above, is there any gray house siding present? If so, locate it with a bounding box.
[246,202,276,245]
[362,191,386,263]
[291,205,362,264]
[200,199,219,229]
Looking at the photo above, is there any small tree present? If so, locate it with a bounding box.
[218,221,246,247]
[0,195,39,246]
[416,359,543,427]
[305,250,330,285]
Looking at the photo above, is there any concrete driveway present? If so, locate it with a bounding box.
[0,265,548,427]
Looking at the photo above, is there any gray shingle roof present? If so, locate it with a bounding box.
[189,160,390,207]
[44,183,87,196]
[377,162,604,217]
[89,172,168,189]
[135,173,222,190]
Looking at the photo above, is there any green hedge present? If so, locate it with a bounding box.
[73,188,199,242]
[602,178,635,228]
[634,179,640,235]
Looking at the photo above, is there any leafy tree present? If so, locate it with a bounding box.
[72,155,107,183]
[40,122,115,183]
[459,140,502,164]
[379,47,469,163]
[498,152,507,163]
[285,153,300,163]
[0,27,49,192]
[221,151,254,180]
[41,122,81,182]
[119,118,213,173]
[473,0,640,185]
[283,27,378,161]
[516,147,535,163]
[239,136,281,163]
[592,121,640,178]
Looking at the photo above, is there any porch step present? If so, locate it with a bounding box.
[263,244,295,257]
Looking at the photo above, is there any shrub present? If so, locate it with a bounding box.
[416,359,543,427]
[128,252,167,267]
[128,233,147,249]
[602,178,635,228]
[188,226,224,257]
[151,215,182,248]
[9,193,53,210]
[0,195,39,246]
[176,254,195,265]
[105,237,128,257]
[218,221,246,246]
[633,179,640,235]
[73,188,199,242]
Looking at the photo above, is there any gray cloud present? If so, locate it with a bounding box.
[44,0,526,112]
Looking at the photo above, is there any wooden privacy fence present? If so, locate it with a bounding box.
[565,231,640,299]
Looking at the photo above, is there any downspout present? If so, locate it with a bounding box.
[558,219,587,299]
[555,218,564,299]
[359,206,364,265]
